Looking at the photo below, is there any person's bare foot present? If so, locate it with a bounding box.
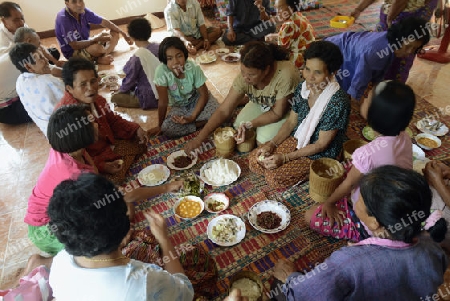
[97,55,114,65]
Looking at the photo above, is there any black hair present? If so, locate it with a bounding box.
[127,17,152,41]
[240,41,289,70]
[8,42,37,73]
[47,104,95,153]
[0,1,21,18]
[367,81,415,136]
[360,165,447,243]
[303,40,343,74]
[62,57,97,87]
[387,17,430,52]
[286,0,299,11]
[158,36,188,65]
[48,173,130,257]
[13,26,36,43]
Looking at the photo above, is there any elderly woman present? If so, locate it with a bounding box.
[248,41,350,189]
[324,17,430,118]
[184,41,300,155]
[265,0,315,69]
[47,173,194,300]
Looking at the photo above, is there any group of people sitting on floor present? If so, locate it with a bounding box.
[1,0,450,300]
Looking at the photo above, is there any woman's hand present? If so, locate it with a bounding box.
[104,159,124,174]
[256,142,276,158]
[321,202,345,227]
[144,211,170,244]
[147,126,161,137]
[424,161,446,187]
[224,289,249,301]
[164,180,184,193]
[136,127,148,144]
[172,115,195,124]
[235,121,252,144]
[273,259,297,283]
[227,29,236,43]
[261,153,285,169]
[350,9,361,19]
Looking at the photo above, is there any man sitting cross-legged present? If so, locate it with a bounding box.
[55,0,133,65]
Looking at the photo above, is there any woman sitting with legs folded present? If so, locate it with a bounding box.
[248,41,350,189]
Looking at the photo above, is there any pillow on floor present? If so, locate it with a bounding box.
[145,13,165,29]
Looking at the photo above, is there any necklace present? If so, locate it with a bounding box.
[82,255,128,262]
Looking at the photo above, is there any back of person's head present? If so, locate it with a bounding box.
[240,41,289,70]
[128,17,152,41]
[48,173,130,257]
[0,1,21,17]
[367,80,415,136]
[13,26,35,43]
[158,36,188,65]
[286,0,300,12]
[360,165,447,243]
[62,57,97,87]
[9,42,37,73]
[303,40,343,74]
[47,104,95,153]
[387,17,430,50]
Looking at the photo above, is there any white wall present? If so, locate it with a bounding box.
[16,0,167,32]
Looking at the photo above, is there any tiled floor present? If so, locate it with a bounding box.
[1,21,450,291]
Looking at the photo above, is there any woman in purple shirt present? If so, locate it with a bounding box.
[112,18,160,109]
[325,17,430,118]
[272,165,448,301]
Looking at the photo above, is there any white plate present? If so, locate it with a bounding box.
[216,48,230,56]
[167,150,197,170]
[416,118,449,136]
[207,214,246,246]
[199,159,241,186]
[412,144,426,161]
[196,53,217,64]
[221,53,241,63]
[138,164,170,186]
[248,200,291,234]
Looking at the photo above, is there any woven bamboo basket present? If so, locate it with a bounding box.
[343,139,367,160]
[214,127,236,158]
[309,158,345,203]
[237,128,256,153]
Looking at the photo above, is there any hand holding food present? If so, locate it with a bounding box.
[144,211,169,243]
[104,159,124,174]
[165,180,184,193]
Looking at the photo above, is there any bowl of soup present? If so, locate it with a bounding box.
[174,196,204,220]
[415,133,441,150]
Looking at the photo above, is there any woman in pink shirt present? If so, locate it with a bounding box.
[305,80,416,242]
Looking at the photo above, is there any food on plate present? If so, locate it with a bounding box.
[179,172,202,196]
[211,217,241,243]
[197,53,215,64]
[207,199,226,212]
[203,158,239,185]
[175,197,202,218]
[230,278,261,301]
[139,169,166,185]
[258,155,265,161]
[417,137,439,148]
[173,155,193,168]
[256,211,282,229]
[224,55,239,62]
[216,48,229,55]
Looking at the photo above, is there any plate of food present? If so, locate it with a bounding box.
[416,118,449,136]
[215,48,230,56]
[196,53,217,64]
[138,164,170,186]
[248,200,290,234]
[167,150,197,170]
[415,133,441,150]
[221,53,241,63]
[362,126,413,141]
[207,214,246,246]
[200,158,241,186]
[173,195,204,220]
[173,171,204,197]
[204,193,229,213]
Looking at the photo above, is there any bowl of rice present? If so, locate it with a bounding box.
[229,270,263,301]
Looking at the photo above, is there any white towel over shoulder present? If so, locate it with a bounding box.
[134,47,160,99]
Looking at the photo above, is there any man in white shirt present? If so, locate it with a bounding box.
[0,1,24,49]
[0,45,31,124]
[9,43,64,135]
[165,0,222,55]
